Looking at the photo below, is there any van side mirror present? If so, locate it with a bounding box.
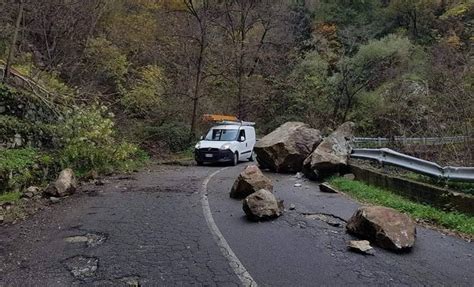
[240,136,245,142]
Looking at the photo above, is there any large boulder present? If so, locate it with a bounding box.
[346,206,416,251]
[230,165,273,199]
[243,189,284,221]
[302,122,355,180]
[254,122,322,173]
[44,168,77,197]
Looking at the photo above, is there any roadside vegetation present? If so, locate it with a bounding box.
[329,177,474,236]
[0,191,21,204]
[403,173,474,196]
[0,1,472,195]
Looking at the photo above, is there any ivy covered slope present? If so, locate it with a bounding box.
[0,82,147,194]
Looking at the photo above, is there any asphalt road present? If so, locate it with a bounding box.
[0,164,473,286]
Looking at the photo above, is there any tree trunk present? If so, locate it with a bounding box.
[2,0,24,83]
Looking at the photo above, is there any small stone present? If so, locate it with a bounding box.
[294,183,302,187]
[343,173,356,180]
[348,240,375,255]
[294,172,303,179]
[26,186,41,194]
[22,192,34,199]
[94,179,105,186]
[319,183,338,193]
[0,215,4,223]
[50,197,60,204]
[289,204,296,210]
[44,168,77,197]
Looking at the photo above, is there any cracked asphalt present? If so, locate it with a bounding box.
[1,164,473,286]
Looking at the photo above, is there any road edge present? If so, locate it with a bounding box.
[200,168,258,287]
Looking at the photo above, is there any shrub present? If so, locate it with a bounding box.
[58,105,144,175]
[144,122,191,152]
[0,148,52,192]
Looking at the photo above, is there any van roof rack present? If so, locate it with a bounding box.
[217,120,255,126]
[203,114,255,126]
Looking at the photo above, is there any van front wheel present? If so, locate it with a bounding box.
[232,152,239,166]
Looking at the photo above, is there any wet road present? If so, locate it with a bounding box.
[0,164,473,286]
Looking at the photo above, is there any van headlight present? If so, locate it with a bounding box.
[220,143,231,150]
[195,142,201,149]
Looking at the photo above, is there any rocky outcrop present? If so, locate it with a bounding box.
[302,122,355,180]
[44,168,77,197]
[346,206,416,251]
[230,165,273,199]
[243,189,284,221]
[254,122,322,173]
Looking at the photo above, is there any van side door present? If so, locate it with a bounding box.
[237,128,251,158]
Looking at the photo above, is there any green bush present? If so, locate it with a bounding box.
[58,105,145,175]
[0,148,52,192]
[144,122,191,152]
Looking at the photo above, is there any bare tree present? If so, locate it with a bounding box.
[2,0,24,83]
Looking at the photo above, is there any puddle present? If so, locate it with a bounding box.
[65,232,107,247]
[62,255,98,279]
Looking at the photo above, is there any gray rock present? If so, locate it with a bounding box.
[254,122,322,173]
[49,197,60,204]
[13,134,22,147]
[0,215,4,223]
[346,206,416,251]
[289,204,296,210]
[243,189,284,221]
[230,165,273,199]
[44,168,77,197]
[303,122,355,180]
[348,240,374,255]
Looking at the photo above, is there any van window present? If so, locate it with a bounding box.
[239,129,246,141]
[205,129,238,141]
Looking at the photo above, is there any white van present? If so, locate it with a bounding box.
[194,121,256,166]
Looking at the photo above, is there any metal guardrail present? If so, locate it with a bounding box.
[353,136,470,147]
[350,148,474,182]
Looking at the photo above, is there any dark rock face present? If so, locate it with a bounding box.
[243,189,284,221]
[44,168,77,197]
[346,206,416,252]
[303,122,355,180]
[254,122,322,173]
[230,165,273,199]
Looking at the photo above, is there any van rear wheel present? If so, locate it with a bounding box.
[248,151,254,162]
[232,152,239,166]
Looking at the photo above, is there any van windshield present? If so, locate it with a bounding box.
[204,129,238,141]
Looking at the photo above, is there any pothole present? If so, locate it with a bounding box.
[62,255,98,279]
[65,232,107,247]
[303,213,346,227]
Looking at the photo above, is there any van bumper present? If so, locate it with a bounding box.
[195,148,234,163]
